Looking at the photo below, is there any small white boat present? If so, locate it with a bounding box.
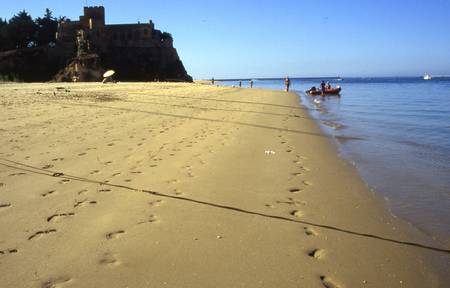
[423,73,432,80]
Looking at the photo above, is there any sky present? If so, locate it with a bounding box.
[1,0,450,79]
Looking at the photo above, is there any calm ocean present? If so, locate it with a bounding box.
[220,77,450,246]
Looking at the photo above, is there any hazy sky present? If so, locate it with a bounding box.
[1,0,450,79]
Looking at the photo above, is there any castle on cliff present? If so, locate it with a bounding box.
[56,6,174,54]
[0,6,192,82]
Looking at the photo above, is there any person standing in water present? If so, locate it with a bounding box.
[250,80,254,88]
[320,81,326,94]
[239,80,242,87]
[285,76,291,92]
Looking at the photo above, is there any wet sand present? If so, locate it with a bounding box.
[0,82,448,287]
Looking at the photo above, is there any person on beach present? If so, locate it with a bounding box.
[326,82,331,89]
[285,76,291,92]
[239,80,242,87]
[211,77,215,85]
[320,81,326,93]
[250,80,254,88]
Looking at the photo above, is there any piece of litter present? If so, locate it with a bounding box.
[264,150,276,155]
[216,235,223,239]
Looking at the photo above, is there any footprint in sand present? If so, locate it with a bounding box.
[276,198,305,206]
[148,199,163,207]
[41,190,56,197]
[105,230,125,240]
[59,179,70,184]
[137,214,159,225]
[42,164,54,169]
[304,227,318,236]
[289,188,302,194]
[0,248,18,256]
[112,172,121,177]
[308,248,325,259]
[90,170,100,175]
[302,180,313,186]
[78,152,86,156]
[291,210,303,218]
[74,199,97,208]
[172,188,184,196]
[99,253,120,267]
[8,172,27,177]
[47,213,75,223]
[41,276,72,288]
[0,203,12,209]
[28,229,57,240]
[77,189,88,195]
[320,276,341,288]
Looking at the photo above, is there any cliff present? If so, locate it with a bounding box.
[0,6,192,82]
[0,44,192,82]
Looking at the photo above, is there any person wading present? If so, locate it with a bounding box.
[285,76,291,92]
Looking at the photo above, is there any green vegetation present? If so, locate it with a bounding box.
[0,8,63,52]
[161,32,172,41]
[0,73,19,82]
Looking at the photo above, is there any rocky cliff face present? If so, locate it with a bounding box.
[0,47,66,82]
[0,43,192,82]
[100,46,192,82]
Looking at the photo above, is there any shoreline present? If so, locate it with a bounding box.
[217,79,450,248]
[0,82,448,287]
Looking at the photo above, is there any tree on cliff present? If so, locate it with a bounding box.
[7,10,38,49]
[0,18,14,51]
[35,9,58,46]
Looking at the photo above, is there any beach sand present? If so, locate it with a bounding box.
[0,82,448,287]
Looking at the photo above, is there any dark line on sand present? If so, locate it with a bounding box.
[128,93,308,110]
[0,158,448,254]
[122,99,308,119]
[53,101,364,141]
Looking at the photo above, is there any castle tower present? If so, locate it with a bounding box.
[80,6,105,30]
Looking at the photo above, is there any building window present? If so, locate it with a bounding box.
[134,30,140,40]
[128,31,132,40]
[144,29,148,35]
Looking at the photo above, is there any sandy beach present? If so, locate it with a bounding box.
[0,82,448,287]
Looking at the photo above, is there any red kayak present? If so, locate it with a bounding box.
[306,87,341,95]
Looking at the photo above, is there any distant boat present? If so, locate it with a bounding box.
[336,76,344,81]
[306,86,342,96]
[423,73,432,80]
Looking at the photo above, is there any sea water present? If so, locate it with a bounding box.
[220,77,450,246]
